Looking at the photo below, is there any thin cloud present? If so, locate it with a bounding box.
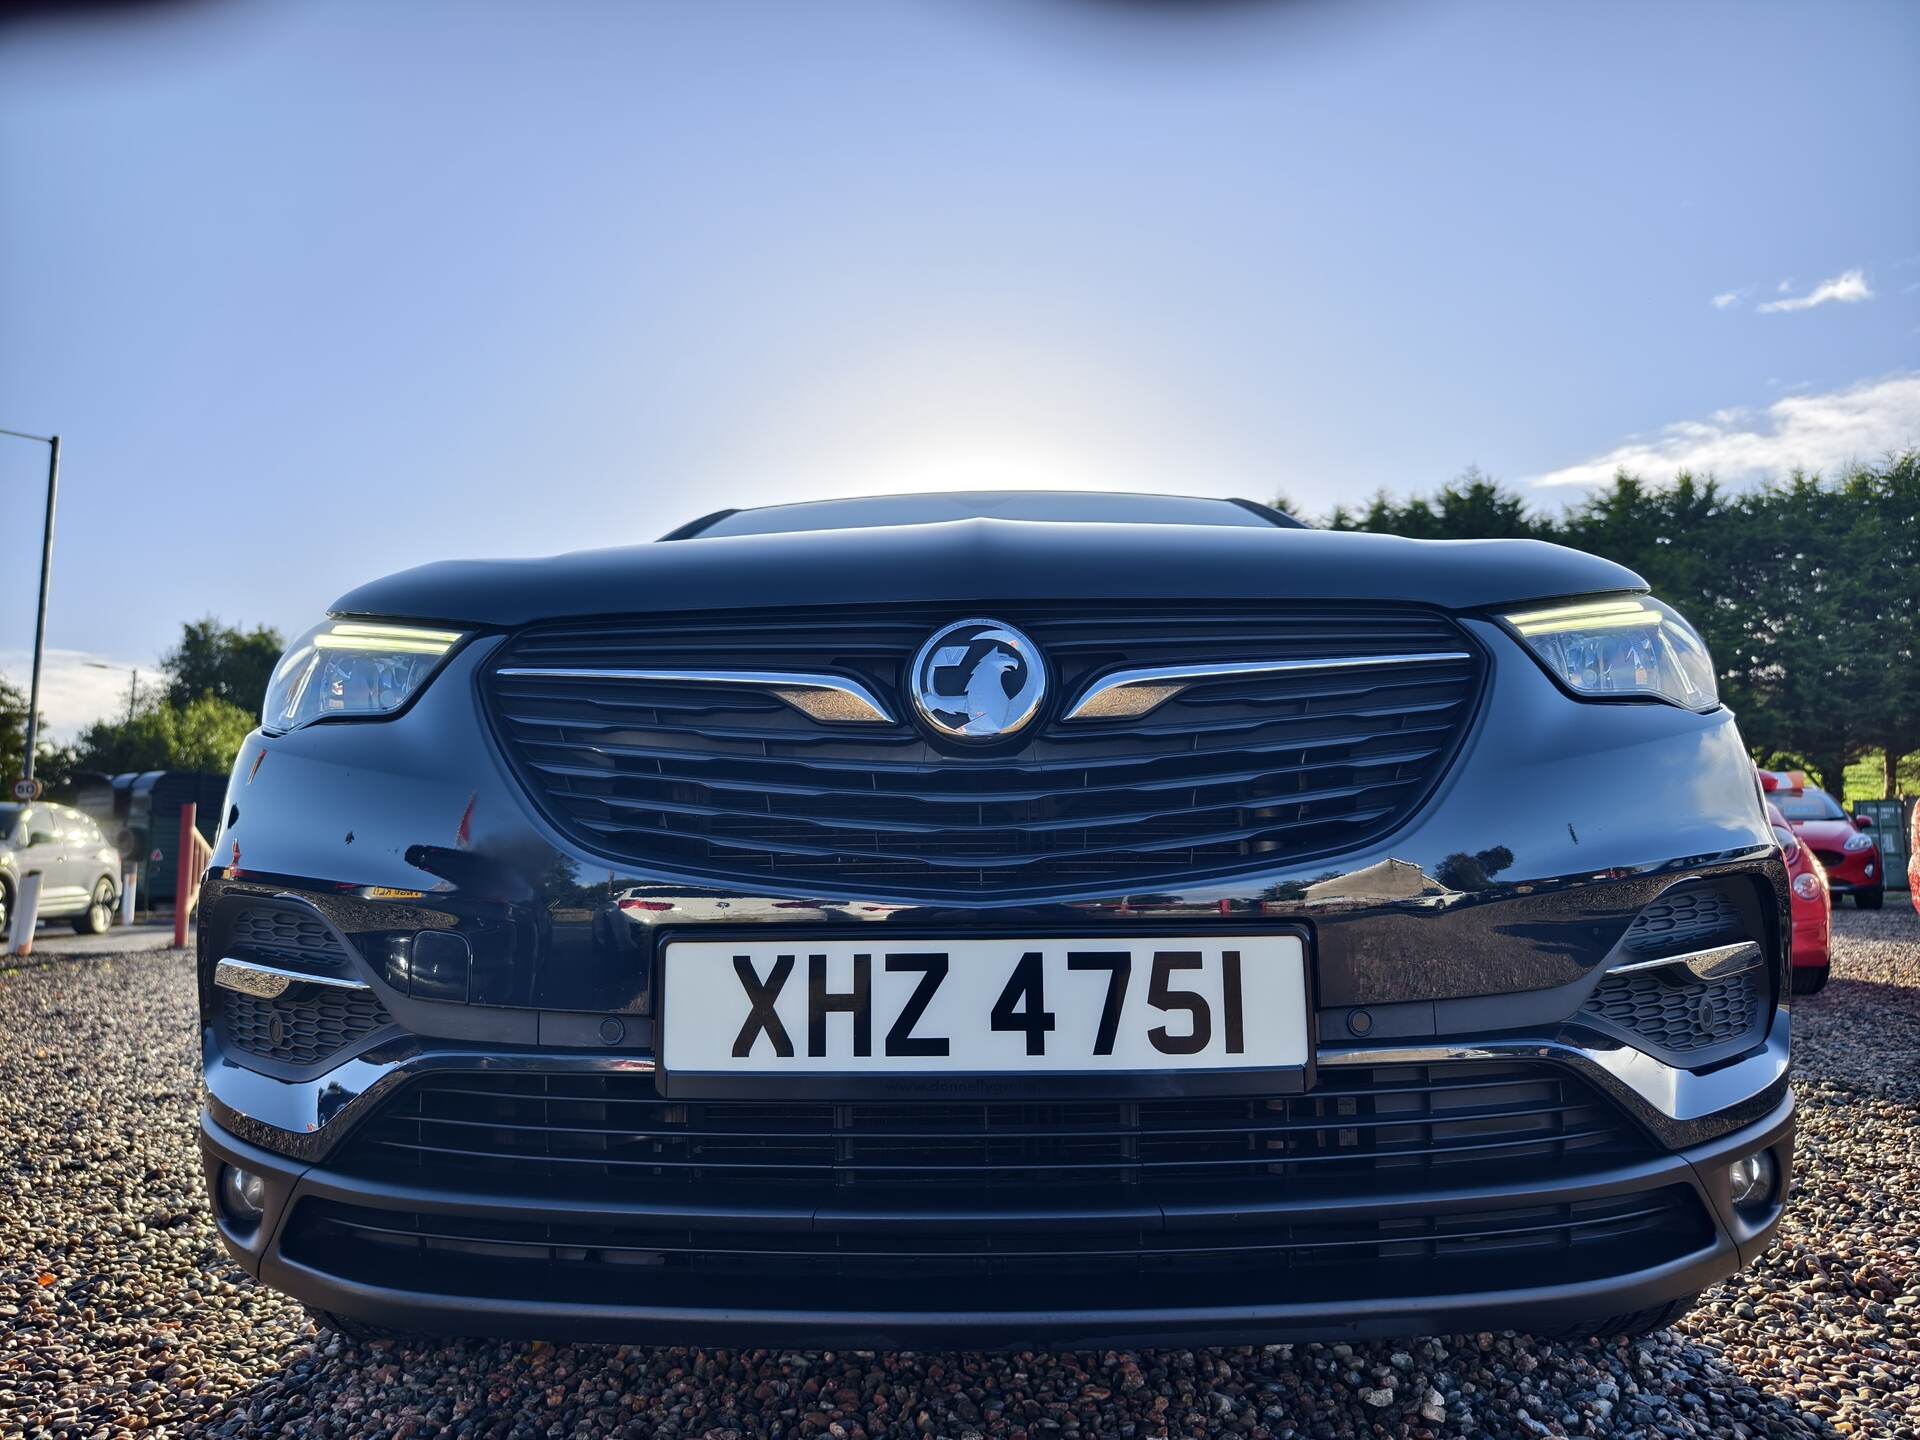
[1756,268,1873,313]
[0,648,152,743]
[1530,372,1920,489]
[1710,290,1743,309]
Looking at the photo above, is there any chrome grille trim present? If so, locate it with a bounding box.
[494,667,895,724]
[1064,651,1475,721]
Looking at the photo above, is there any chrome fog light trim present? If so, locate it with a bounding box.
[215,957,370,998]
[1606,940,1764,982]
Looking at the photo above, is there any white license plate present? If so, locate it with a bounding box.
[661,936,1307,1075]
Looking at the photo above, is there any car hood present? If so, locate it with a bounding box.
[331,518,1646,628]
[1789,819,1866,847]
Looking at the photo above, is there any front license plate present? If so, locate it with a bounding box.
[660,936,1308,1077]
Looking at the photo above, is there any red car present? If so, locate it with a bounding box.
[1767,798,1831,994]
[1761,770,1884,910]
[1910,803,1919,917]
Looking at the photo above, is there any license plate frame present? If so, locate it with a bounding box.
[654,924,1315,1100]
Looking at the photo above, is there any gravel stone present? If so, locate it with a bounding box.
[2,907,1916,1438]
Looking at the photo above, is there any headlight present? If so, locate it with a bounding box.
[1792,871,1823,901]
[1499,595,1717,711]
[262,620,466,734]
[1772,825,1800,860]
[1843,832,1875,852]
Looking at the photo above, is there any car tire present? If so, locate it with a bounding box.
[1856,887,1884,910]
[1549,1294,1698,1340]
[0,879,11,940]
[302,1304,419,1345]
[72,879,115,935]
[1791,965,1830,995]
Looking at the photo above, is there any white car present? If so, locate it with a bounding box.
[0,801,121,936]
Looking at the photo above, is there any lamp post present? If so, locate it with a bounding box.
[2,427,59,799]
[83,661,141,725]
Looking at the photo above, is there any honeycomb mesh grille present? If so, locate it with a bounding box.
[1619,888,1743,956]
[1581,970,1761,1055]
[226,903,354,973]
[219,988,392,1068]
[1583,882,1771,1064]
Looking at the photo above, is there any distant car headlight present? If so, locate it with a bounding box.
[1792,871,1823,901]
[1499,595,1717,711]
[1842,832,1875,853]
[262,620,466,734]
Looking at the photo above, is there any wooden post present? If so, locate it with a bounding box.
[173,802,197,950]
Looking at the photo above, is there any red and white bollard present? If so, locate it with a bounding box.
[172,803,197,950]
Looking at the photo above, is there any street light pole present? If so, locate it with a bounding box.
[2,426,60,792]
[84,661,141,725]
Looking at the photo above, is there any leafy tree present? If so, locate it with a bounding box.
[68,694,255,778]
[162,618,284,712]
[70,705,178,776]
[1320,452,1920,796]
[170,695,256,774]
[0,672,76,789]
[1319,468,1545,539]
[0,673,32,784]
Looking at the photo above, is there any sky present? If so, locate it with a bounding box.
[2,0,1917,738]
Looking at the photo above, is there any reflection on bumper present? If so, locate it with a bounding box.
[1325,1012,1791,1141]
[205,1011,1792,1163]
[200,1092,1794,1347]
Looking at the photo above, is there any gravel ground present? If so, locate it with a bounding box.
[3,908,1916,1439]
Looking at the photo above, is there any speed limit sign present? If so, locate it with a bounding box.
[11,777,38,802]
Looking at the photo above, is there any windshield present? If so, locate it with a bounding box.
[1773,789,1846,822]
[683,491,1291,539]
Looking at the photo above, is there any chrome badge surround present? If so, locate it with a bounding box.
[908,618,1048,742]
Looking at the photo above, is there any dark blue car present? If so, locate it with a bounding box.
[197,491,1792,1346]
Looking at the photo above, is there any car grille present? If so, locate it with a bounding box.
[281,1184,1709,1309]
[1580,880,1773,1066]
[224,903,355,974]
[219,988,393,1068]
[482,604,1482,898]
[1582,970,1762,1056]
[1811,849,1845,870]
[333,1060,1648,1200]
[1619,888,1743,956]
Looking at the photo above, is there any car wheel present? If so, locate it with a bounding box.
[1548,1294,1698,1340]
[0,880,10,940]
[1790,965,1830,995]
[1856,887,1884,911]
[72,879,115,935]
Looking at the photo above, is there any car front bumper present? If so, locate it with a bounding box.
[195,619,1798,1342]
[201,1057,1792,1347]
[1817,849,1880,893]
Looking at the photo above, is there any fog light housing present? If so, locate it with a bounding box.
[219,1164,267,1223]
[1727,1151,1775,1208]
[1791,872,1822,901]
